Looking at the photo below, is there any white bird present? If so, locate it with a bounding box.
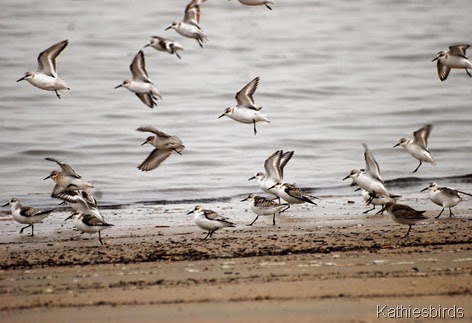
[394,124,435,173]
[269,182,317,209]
[65,212,113,245]
[219,76,270,135]
[144,36,184,59]
[241,193,288,226]
[44,170,94,197]
[165,0,208,48]
[234,0,274,10]
[385,202,428,239]
[115,50,162,108]
[17,39,70,99]
[187,205,236,239]
[136,126,185,171]
[361,189,401,215]
[421,182,472,218]
[432,45,472,81]
[55,190,103,221]
[249,150,294,200]
[2,198,53,236]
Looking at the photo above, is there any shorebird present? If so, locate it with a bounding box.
[115,50,161,108]
[249,150,294,200]
[269,182,317,210]
[234,0,274,10]
[55,190,103,221]
[432,45,472,81]
[218,76,270,135]
[45,157,82,179]
[361,189,401,215]
[65,212,113,245]
[421,182,472,218]
[17,39,70,99]
[394,124,435,173]
[2,198,53,236]
[241,193,288,226]
[44,170,94,197]
[144,36,184,59]
[136,126,185,171]
[187,205,235,240]
[385,202,428,239]
[166,0,208,48]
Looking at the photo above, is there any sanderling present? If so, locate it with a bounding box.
[2,198,53,236]
[65,212,113,245]
[249,150,294,200]
[241,193,288,226]
[144,36,184,59]
[17,39,70,99]
[432,45,472,81]
[384,202,428,239]
[136,126,185,171]
[361,189,401,215]
[44,170,94,197]
[55,190,103,221]
[421,182,472,218]
[394,124,435,173]
[218,76,270,135]
[115,50,162,108]
[344,144,389,199]
[45,157,82,179]
[165,0,208,48]
[187,205,236,240]
[269,182,317,209]
[234,0,274,10]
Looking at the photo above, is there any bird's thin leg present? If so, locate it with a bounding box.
[19,224,32,234]
[366,191,376,204]
[449,207,455,217]
[98,231,104,245]
[465,68,471,77]
[435,208,445,219]
[247,215,259,226]
[401,225,412,239]
[412,161,422,173]
[281,205,290,213]
[203,231,211,240]
[272,213,276,226]
[31,224,34,236]
[265,4,272,10]
[363,205,376,214]
[375,205,386,215]
[253,120,257,135]
[55,90,61,99]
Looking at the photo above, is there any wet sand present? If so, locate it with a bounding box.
[1,197,471,322]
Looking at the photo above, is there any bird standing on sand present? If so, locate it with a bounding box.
[432,44,472,81]
[269,182,317,210]
[384,202,428,239]
[2,198,53,236]
[421,182,472,218]
[241,193,289,226]
[394,124,435,173]
[17,39,70,98]
[65,212,113,245]
[187,205,236,240]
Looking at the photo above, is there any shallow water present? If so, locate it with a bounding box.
[1,0,472,207]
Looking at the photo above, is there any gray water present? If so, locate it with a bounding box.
[1,0,472,207]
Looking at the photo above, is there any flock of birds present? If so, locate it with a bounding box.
[4,0,472,243]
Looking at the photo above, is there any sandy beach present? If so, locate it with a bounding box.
[1,196,471,322]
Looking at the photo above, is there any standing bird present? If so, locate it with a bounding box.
[115,50,162,108]
[361,189,401,215]
[187,205,235,240]
[384,202,428,239]
[421,182,472,218]
[166,0,208,48]
[144,36,184,59]
[269,182,317,210]
[241,193,288,226]
[2,198,53,236]
[234,0,275,10]
[432,45,472,81]
[65,212,113,245]
[249,150,294,200]
[219,76,270,135]
[394,124,435,173]
[136,126,185,171]
[17,39,70,99]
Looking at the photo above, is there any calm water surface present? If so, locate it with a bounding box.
[1,0,472,207]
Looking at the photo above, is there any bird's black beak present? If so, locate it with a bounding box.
[43,174,52,180]
[420,187,429,192]
[268,184,277,190]
[240,197,248,202]
[65,214,73,221]
[2,202,9,207]
[393,143,400,148]
[218,113,226,119]
[144,44,150,48]
[165,26,172,31]
[342,175,350,181]
[187,210,194,215]
[16,76,26,82]
[432,57,438,62]
[114,84,123,89]
[141,141,148,146]
[248,176,256,181]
